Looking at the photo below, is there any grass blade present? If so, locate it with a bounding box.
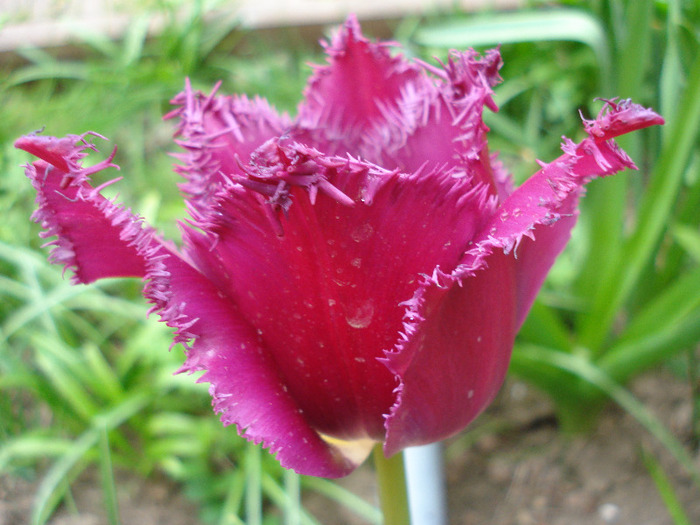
[217,470,246,525]
[518,344,700,489]
[32,427,98,525]
[31,392,150,524]
[284,469,302,525]
[98,425,121,525]
[261,473,321,525]
[641,447,692,525]
[245,442,262,525]
[302,477,382,525]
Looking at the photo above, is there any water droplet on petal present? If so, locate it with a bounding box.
[345,301,374,329]
[351,257,362,268]
[351,223,374,242]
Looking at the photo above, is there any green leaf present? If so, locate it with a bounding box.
[31,393,150,524]
[245,443,262,525]
[98,426,121,525]
[599,265,700,382]
[641,447,693,525]
[261,473,321,525]
[672,224,700,263]
[579,51,700,352]
[0,434,73,471]
[413,9,610,78]
[517,345,700,489]
[302,477,382,525]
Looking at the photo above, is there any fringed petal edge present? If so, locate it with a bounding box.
[382,100,663,455]
[16,132,161,284]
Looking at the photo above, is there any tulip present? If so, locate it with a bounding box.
[16,15,662,479]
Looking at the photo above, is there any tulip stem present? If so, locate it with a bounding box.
[373,444,410,525]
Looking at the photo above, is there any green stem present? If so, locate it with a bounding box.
[373,444,410,525]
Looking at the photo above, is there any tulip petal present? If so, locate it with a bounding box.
[15,133,155,284]
[17,132,368,477]
[147,250,364,478]
[294,15,423,160]
[297,22,509,202]
[167,79,291,214]
[179,138,497,446]
[382,50,504,191]
[473,99,663,327]
[383,100,663,455]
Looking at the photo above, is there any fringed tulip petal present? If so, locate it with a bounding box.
[383,99,664,455]
[294,15,424,160]
[167,80,291,214]
[383,250,516,455]
[15,134,154,284]
[475,99,664,327]
[147,251,363,478]
[381,50,504,193]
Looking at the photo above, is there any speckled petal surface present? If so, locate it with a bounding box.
[180,138,496,445]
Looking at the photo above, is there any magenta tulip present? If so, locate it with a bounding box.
[16,16,662,478]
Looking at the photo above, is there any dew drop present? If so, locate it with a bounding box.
[351,257,362,268]
[328,298,336,307]
[351,223,374,243]
[345,301,374,329]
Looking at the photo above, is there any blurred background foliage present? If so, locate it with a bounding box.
[1,0,699,523]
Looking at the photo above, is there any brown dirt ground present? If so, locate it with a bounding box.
[1,369,698,525]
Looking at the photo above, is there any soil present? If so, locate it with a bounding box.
[1,370,698,525]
